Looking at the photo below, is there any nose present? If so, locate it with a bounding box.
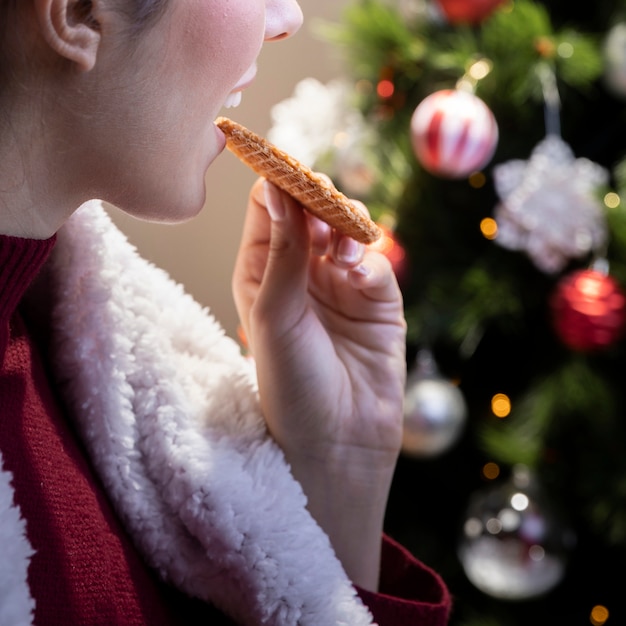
[265,0,303,41]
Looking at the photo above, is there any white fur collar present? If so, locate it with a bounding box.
[0,454,36,626]
[2,200,374,626]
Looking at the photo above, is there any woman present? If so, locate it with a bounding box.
[0,0,451,624]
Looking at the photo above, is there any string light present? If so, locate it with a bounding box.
[480,217,498,240]
[377,79,395,99]
[457,57,493,92]
[482,462,500,480]
[604,192,620,209]
[468,59,493,80]
[557,42,574,58]
[469,171,486,188]
[511,492,529,511]
[590,605,609,625]
[535,36,556,58]
[332,131,349,149]
[491,393,511,418]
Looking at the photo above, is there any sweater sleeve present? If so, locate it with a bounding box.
[356,534,452,626]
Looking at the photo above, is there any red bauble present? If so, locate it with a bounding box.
[436,0,506,24]
[370,223,409,286]
[410,89,499,178]
[551,269,626,351]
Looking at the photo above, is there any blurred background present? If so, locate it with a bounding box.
[283,1,626,625]
[107,0,345,340]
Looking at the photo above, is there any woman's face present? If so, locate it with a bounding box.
[79,0,303,222]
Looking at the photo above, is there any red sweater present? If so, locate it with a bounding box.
[0,232,451,626]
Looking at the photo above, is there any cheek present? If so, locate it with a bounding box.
[183,0,265,90]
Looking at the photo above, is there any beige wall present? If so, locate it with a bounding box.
[107,0,347,340]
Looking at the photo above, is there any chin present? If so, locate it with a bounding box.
[111,186,207,225]
[152,196,207,224]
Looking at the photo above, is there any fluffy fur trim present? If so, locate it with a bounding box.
[0,453,36,626]
[42,201,375,625]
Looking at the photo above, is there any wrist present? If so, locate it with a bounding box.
[286,445,399,592]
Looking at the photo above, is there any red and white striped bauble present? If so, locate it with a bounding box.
[410,89,499,178]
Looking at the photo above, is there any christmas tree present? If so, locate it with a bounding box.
[267,0,626,623]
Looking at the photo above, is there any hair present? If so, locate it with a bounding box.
[0,0,171,48]
[0,1,16,55]
[0,0,169,94]
[114,0,170,33]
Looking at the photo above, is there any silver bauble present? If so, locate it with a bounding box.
[402,349,467,457]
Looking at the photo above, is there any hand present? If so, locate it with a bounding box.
[232,178,407,591]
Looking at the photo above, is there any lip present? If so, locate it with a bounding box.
[214,122,227,153]
[231,64,258,93]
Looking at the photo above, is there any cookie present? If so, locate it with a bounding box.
[216,116,381,244]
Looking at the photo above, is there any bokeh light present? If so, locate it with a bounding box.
[481,217,498,239]
[491,393,511,418]
[482,462,501,480]
[590,605,609,625]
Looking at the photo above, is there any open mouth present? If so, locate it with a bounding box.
[223,65,257,109]
[223,91,243,109]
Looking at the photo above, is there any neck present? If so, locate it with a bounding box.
[0,105,84,239]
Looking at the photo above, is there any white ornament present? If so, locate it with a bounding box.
[267,78,370,169]
[402,349,467,457]
[493,135,609,274]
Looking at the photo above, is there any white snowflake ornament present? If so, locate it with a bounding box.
[267,77,377,196]
[267,78,368,168]
[493,135,609,274]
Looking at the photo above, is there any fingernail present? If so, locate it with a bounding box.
[264,181,285,222]
[351,263,371,277]
[336,237,363,265]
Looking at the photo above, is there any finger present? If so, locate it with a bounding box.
[252,181,311,324]
[331,233,365,269]
[348,250,404,304]
[231,178,271,331]
[307,213,331,256]
[244,177,272,241]
[327,196,372,267]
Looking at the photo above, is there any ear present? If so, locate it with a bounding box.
[34,0,102,72]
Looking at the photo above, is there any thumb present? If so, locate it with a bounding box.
[254,181,311,323]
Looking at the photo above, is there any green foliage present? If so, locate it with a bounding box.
[480,357,615,467]
[586,474,626,545]
[479,2,603,104]
[453,264,527,339]
[315,0,429,85]
[614,155,626,191]
[321,0,603,108]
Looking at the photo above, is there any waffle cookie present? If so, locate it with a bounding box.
[216,116,381,244]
